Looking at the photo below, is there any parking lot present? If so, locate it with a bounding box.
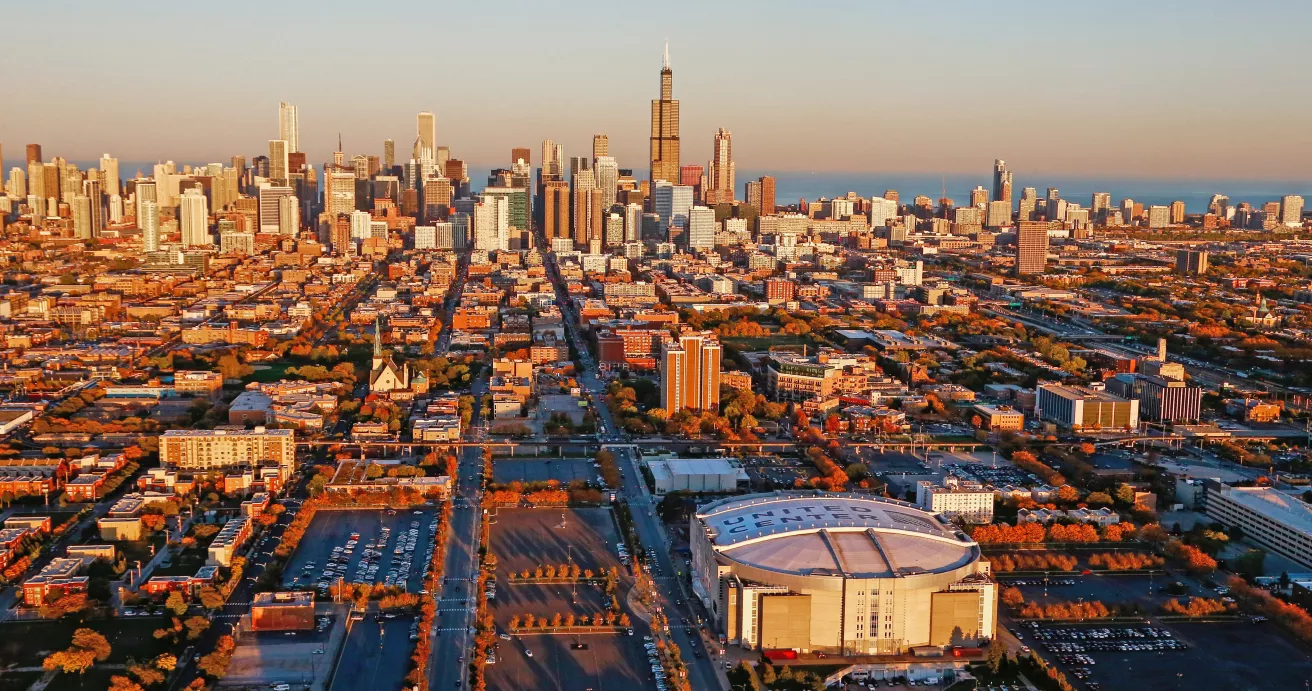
[327,614,416,691]
[1019,619,1312,691]
[494,458,596,484]
[485,507,658,691]
[280,509,438,595]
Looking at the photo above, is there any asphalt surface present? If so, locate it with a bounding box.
[330,615,416,691]
[425,247,487,691]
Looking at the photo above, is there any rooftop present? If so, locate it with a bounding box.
[695,492,976,578]
[1216,485,1312,535]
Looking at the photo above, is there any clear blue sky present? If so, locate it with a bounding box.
[8,0,1311,180]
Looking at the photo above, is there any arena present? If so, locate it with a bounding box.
[690,492,996,655]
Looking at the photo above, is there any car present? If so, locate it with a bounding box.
[524,649,533,658]
[499,633,511,640]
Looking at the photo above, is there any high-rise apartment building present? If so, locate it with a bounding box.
[1091,192,1112,214]
[160,428,296,475]
[1281,195,1305,227]
[140,200,160,252]
[325,170,356,216]
[1015,220,1049,275]
[278,102,299,153]
[992,159,1013,206]
[474,194,509,251]
[1176,249,1208,275]
[180,189,210,246]
[278,194,299,236]
[72,195,93,239]
[649,43,681,184]
[687,205,716,250]
[592,135,609,162]
[1147,205,1170,229]
[660,332,722,415]
[1170,200,1186,225]
[706,128,734,205]
[26,144,41,165]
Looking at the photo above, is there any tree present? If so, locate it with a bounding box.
[154,654,178,672]
[1085,492,1114,506]
[1056,485,1079,502]
[197,586,225,610]
[108,676,145,691]
[1114,483,1137,506]
[986,637,1007,674]
[44,628,111,675]
[183,615,211,640]
[165,591,188,617]
[129,663,165,686]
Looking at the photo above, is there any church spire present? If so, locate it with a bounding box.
[374,314,383,357]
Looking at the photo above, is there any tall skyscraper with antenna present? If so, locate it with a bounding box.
[649,42,680,185]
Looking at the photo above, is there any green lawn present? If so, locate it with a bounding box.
[721,335,817,352]
[243,362,292,383]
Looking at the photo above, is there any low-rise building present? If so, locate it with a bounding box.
[1204,482,1312,569]
[207,516,252,566]
[22,558,87,606]
[971,404,1024,432]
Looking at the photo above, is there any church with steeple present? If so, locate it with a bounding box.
[369,315,410,394]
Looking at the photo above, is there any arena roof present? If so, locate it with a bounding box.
[695,492,978,579]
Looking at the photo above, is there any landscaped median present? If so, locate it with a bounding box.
[507,612,631,633]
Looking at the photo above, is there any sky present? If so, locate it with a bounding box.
[6,0,1312,182]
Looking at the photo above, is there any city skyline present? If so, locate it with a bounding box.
[8,0,1312,180]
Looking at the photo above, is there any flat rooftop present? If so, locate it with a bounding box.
[1216,485,1312,535]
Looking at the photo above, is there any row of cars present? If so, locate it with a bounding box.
[642,636,672,691]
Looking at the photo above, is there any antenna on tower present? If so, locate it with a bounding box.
[663,40,670,70]
[337,133,342,152]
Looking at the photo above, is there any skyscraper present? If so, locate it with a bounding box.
[1015,220,1049,275]
[82,178,103,237]
[384,139,395,170]
[541,140,564,178]
[1170,200,1186,225]
[258,186,295,234]
[653,181,693,235]
[992,159,1013,206]
[594,156,618,210]
[542,179,570,241]
[99,153,119,197]
[269,140,289,181]
[278,102,299,153]
[25,144,41,165]
[707,128,734,205]
[649,42,681,185]
[180,189,210,246]
[417,112,437,159]
[72,196,92,239]
[140,199,160,252]
[511,147,531,167]
[745,181,761,215]
[592,135,609,162]
[679,164,705,201]
[759,175,775,215]
[660,331,722,415]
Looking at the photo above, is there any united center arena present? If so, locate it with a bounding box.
[691,492,996,655]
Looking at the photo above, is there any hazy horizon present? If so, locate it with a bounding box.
[9,0,1312,182]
